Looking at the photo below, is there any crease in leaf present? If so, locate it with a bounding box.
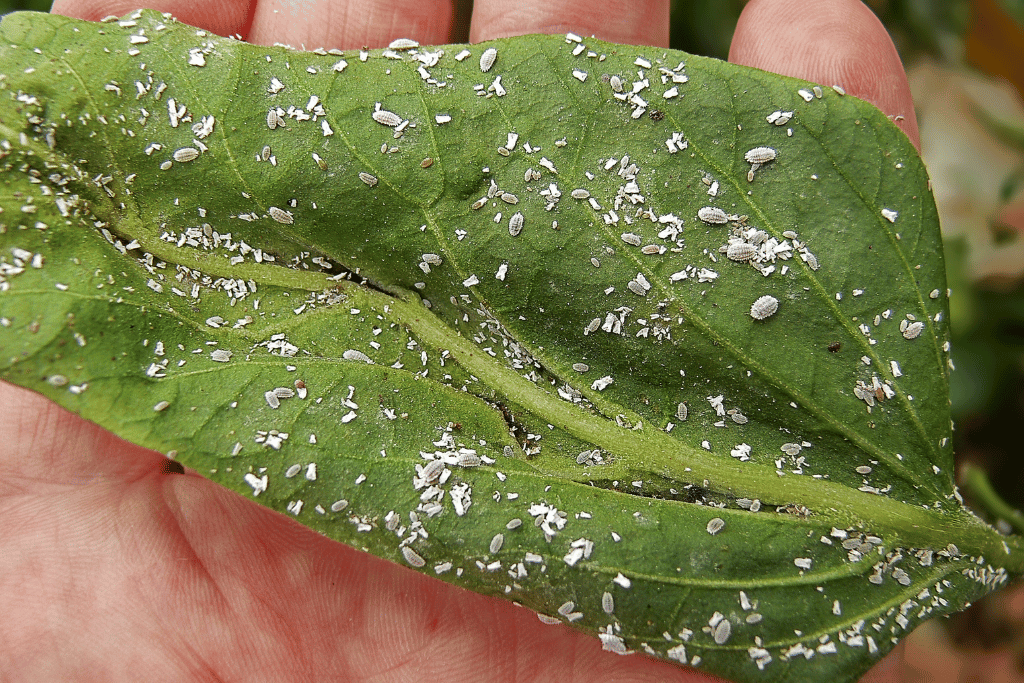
[0,9,1020,683]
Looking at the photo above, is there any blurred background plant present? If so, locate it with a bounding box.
[2,0,1023,679]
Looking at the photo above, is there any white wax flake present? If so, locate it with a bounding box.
[454,49,471,61]
[244,473,269,496]
[794,557,813,570]
[462,274,480,287]
[613,572,632,588]
[798,88,814,102]
[572,68,588,82]
[881,208,898,223]
[766,110,792,125]
[435,114,452,124]
[890,360,903,377]
[495,263,508,280]
[591,375,614,391]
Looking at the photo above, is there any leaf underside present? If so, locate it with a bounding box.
[0,10,1019,683]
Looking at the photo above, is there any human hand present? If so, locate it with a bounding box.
[1,0,916,680]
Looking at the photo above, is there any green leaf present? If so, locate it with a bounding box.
[1,10,1020,682]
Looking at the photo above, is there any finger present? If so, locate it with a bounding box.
[0,380,173,487]
[858,641,906,682]
[49,0,255,38]
[728,0,919,150]
[245,0,453,50]
[469,0,670,47]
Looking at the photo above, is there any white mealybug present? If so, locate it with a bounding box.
[571,188,591,199]
[372,108,403,127]
[610,75,624,92]
[744,146,776,182]
[902,321,924,340]
[698,206,729,224]
[401,546,426,567]
[456,451,481,467]
[621,232,642,246]
[420,458,445,483]
[268,206,293,224]
[676,402,688,421]
[422,253,442,265]
[266,109,279,129]
[602,591,615,614]
[153,400,170,412]
[707,517,725,535]
[343,349,373,363]
[572,363,590,373]
[726,242,757,262]
[500,192,519,204]
[750,295,779,320]
[387,37,419,50]
[173,147,199,162]
[489,533,504,554]
[508,212,524,237]
[480,47,497,72]
[359,172,378,187]
[713,618,732,645]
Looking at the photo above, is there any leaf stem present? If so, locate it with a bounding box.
[961,462,1024,534]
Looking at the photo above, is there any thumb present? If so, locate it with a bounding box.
[728,0,919,151]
